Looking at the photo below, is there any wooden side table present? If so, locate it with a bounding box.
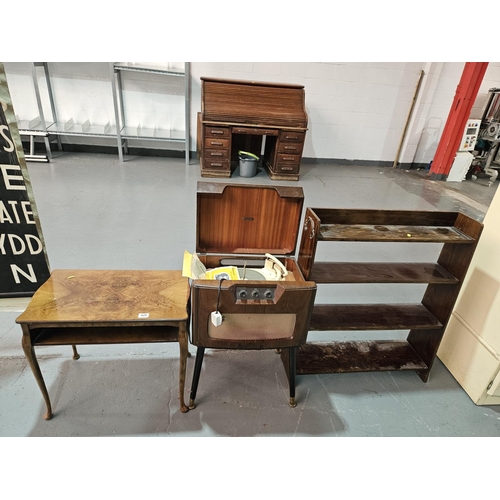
[16,269,190,419]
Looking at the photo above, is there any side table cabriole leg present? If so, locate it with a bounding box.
[21,327,53,420]
[72,345,80,360]
[178,322,189,413]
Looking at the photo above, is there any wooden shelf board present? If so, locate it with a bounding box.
[296,340,428,374]
[33,326,179,346]
[309,262,459,284]
[309,303,442,331]
[318,224,474,243]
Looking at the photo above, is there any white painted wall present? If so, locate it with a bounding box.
[470,62,500,119]
[404,62,465,166]
[3,61,500,165]
[191,62,425,163]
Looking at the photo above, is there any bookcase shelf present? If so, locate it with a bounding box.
[309,262,459,284]
[290,208,483,382]
[295,340,428,374]
[309,304,442,331]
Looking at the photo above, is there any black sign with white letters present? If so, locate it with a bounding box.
[0,102,50,297]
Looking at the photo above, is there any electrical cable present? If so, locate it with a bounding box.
[216,277,226,313]
[186,278,193,344]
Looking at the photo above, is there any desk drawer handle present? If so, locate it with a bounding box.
[210,152,223,156]
[210,130,224,135]
[282,156,295,161]
[210,141,223,146]
[210,163,223,167]
[284,146,298,150]
[281,167,295,171]
[285,135,298,140]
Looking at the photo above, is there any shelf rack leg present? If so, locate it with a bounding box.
[31,63,54,160]
[40,62,62,152]
[185,62,190,166]
[110,63,124,162]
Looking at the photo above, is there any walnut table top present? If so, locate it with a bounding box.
[16,269,189,326]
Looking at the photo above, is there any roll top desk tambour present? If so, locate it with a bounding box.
[199,77,308,181]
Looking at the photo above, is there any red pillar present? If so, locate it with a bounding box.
[429,62,488,180]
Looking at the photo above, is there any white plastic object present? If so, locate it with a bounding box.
[211,311,223,327]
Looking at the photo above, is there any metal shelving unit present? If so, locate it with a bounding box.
[110,62,190,165]
[44,62,123,147]
[6,62,61,162]
[6,62,190,164]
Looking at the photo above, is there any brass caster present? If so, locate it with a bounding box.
[43,411,53,420]
[180,405,189,414]
[289,397,297,408]
[274,349,282,354]
[72,354,80,360]
[188,399,197,410]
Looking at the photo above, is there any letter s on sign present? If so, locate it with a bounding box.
[0,125,15,152]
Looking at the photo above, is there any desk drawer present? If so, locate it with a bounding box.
[205,126,230,138]
[280,131,305,142]
[232,126,279,136]
[278,142,303,154]
[277,153,300,165]
[204,149,229,159]
[205,138,230,149]
[202,159,230,171]
[275,163,300,174]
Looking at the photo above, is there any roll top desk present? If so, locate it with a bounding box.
[199,77,308,181]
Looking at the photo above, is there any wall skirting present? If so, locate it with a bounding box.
[19,141,436,171]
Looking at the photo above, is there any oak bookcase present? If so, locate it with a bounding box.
[285,208,483,382]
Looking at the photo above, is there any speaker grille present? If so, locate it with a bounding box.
[208,313,296,340]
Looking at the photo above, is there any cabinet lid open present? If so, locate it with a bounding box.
[196,181,304,255]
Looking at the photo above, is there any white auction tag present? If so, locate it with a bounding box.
[138,313,149,318]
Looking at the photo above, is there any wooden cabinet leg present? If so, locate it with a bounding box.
[71,345,80,360]
[288,347,297,408]
[178,322,189,413]
[189,347,205,410]
[21,334,53,420]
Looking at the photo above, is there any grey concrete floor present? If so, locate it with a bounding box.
[1,152,500,440]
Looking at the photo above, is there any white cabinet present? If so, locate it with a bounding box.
[438,185,500,404]
[447,152,473,182]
